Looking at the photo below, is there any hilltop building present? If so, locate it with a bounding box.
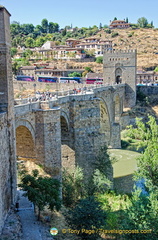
[109,20,130,29]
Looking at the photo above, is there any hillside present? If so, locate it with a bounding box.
[12,27,158,73]
[97,28,158,69]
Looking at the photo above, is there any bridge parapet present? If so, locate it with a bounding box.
[14,102,40,115]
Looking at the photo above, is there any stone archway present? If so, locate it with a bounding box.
[115,68,122,84]
[16,125,36,159]
[15,120,36,160]
[60,113,75,171]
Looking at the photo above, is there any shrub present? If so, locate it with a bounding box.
[62,167,85,207]
[96,56,103,64]
[111,32,119,38]
[105,29,111,34]
[67,196,106,239]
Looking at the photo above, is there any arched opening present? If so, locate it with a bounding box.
[115,68,122,84]
[100,101,111,146]
[16,126,36,159]
[114,95,121,123]
[60,115,75,171]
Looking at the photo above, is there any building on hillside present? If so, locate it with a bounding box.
[109,20,130,29]
[41,41,56,49]
[17,65,84,80]
[66,38,81,48]
[136,69,158,84]
[76,37,112,57]
[14,37,113,60]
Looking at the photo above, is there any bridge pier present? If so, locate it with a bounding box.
[34,107,61,180]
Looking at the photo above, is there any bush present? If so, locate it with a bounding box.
[105,29,111,34]
[62,167,85,207]
[67,196,106,239]
[111,32,119,38]
[19,169,61,220]
[95,56,103,64]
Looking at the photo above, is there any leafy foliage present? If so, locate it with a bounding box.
[19,169,61,219]
[67,196,106,239]
[95,56,103,64]
[121,189,158,239]
[68,72,81,77]
[62,167,85,207]
[122,115,158,238]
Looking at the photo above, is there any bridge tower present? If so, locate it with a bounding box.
[0,5,16,232]
[103,49,137,108]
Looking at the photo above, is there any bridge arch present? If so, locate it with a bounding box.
[60,111,69,143]
[15,120,36,159]
[60,111,75,170]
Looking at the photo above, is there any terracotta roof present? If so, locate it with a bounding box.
[66,38,80,41]
[111,20,127,23]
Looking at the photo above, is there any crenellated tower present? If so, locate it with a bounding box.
[103,49,137,108]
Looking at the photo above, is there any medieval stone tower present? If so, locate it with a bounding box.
[103,49,137,108]
[0,6,16,233]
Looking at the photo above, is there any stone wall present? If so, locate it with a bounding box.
[0,6,17,233]
[0,113,14,233]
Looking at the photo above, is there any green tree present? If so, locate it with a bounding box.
[137,17,148,28]
[24,37,35,48]
[154,66,158,72]
[48,22,55,33]
[99,23,102,29]
[122,115,158,238]
[67,196,106,239]
[126,115,158,151]
[11,47,18,57]
[62,27,67,36]
[35,36,46,47]
[68,72,81,77]
[19,169,61,220]
[21,24,34,35]
[10,21,22,37]
[96,56,103,64]
[122,189,158,239]
[41,18,49,33]
[62,167,85,207]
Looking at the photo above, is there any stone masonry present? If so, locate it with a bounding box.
[0,6,17,233]
[103,49,137,108]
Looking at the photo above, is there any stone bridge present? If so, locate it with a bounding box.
[15,84,125,179]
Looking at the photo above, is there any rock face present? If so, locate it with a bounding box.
[0,6,17,233]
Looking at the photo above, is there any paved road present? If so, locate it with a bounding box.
[17,190,43,240]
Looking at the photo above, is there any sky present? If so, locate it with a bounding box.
[1,0,158,29]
